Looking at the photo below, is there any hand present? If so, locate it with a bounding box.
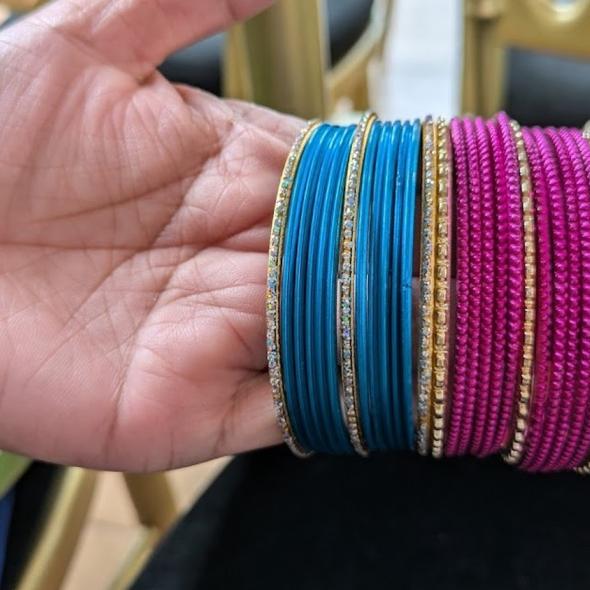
[0,0,299,471]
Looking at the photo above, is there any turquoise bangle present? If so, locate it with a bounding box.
[305,125,340,451]
[306,125,355,452]
[370,122,391,450]
[318,124,356,453]
[356,121,383,450]
[281,125,329,450]
[294,125,333,451]
[399,120,421,448]
[376,122,402,449]
[390,124,411,448]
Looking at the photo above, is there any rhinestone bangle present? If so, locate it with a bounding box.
[338,112,377,457]
[504,119,537,465]
[267,120,320,458]
[416,117,437,455]
[432,119,451,459]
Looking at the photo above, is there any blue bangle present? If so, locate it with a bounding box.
[399,120,421,449]
[356,121,383,451]
[317,124,356,453]
[305,125,348,452]
[295,125,334,451]
[374,121,402,449]
[281,125,330,450]
[390,123,411,449]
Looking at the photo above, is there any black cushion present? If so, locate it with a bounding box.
[133,447,590,590]
[506,47,590,128]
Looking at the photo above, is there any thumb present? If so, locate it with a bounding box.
[24,0,274,78]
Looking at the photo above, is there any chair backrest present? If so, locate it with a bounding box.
[462,0,590,117]
[223,0,394,119]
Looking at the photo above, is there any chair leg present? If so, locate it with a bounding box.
[16,468,97,590]
[123,473,178,533]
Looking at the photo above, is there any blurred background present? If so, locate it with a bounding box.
[1,0,590,588]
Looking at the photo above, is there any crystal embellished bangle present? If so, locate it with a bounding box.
[431,118,451,459]
[416,117,437,455]
[496,114,526,458]
[267,120,319,457]
[338,112,377,457]
[504,119,536,465]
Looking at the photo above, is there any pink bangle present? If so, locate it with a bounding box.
[569,130,590,469]
[457,117,484,455]
[518,127,553,469]
[496,113,526,452]
[535,128,582,471]
[559,129,590,470]
[520,128,569,472]
[445,118,470,456]
[483,118,511,454]
[471,117,498,456]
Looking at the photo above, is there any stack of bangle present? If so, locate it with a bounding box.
[267,112,590,473]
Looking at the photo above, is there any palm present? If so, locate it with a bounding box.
[0,0,294,470]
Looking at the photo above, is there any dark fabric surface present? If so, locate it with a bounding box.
[159,0,374,94]
[133,447,590,590]
[3,463,61,589]
[506,47,590,128]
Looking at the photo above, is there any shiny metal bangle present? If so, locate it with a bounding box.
[338,112,377,457]
[416,117,437,455]
[267,120,320,458]
[431,119,451,459]
[504,119,537,465]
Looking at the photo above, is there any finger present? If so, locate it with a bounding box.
[27,0,274,78]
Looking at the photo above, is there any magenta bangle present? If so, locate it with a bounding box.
[481,117,511,454]
[520,128,570,472]
[471,117,498,456]
[496,113,526,452]
[569,130,590,469]
[457,117,484,455]
[518,127,553,469]
[558,129,590,470]
[534,128,582,471]
[445,118,470,456]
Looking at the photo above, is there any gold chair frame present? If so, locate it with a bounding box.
[224,0,394,119]
[463,0,590,117]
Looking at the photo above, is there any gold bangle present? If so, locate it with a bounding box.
[575,120,590,473]
[504,119,536,465]
[266,120,320,458]
[431,119,451,459]
[416,117,437,455]
[338,112,377,457]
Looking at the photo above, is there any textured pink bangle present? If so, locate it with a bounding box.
[471,117,498,456]
[456,117,484,455]
[517,127,553,469]
[559,129,590,470]
[520,128,569,472]
[535,128,582,471]
[445,118,470,456]
[483,117,511,454]
[569,130,590,470]
[496,112,526,451]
